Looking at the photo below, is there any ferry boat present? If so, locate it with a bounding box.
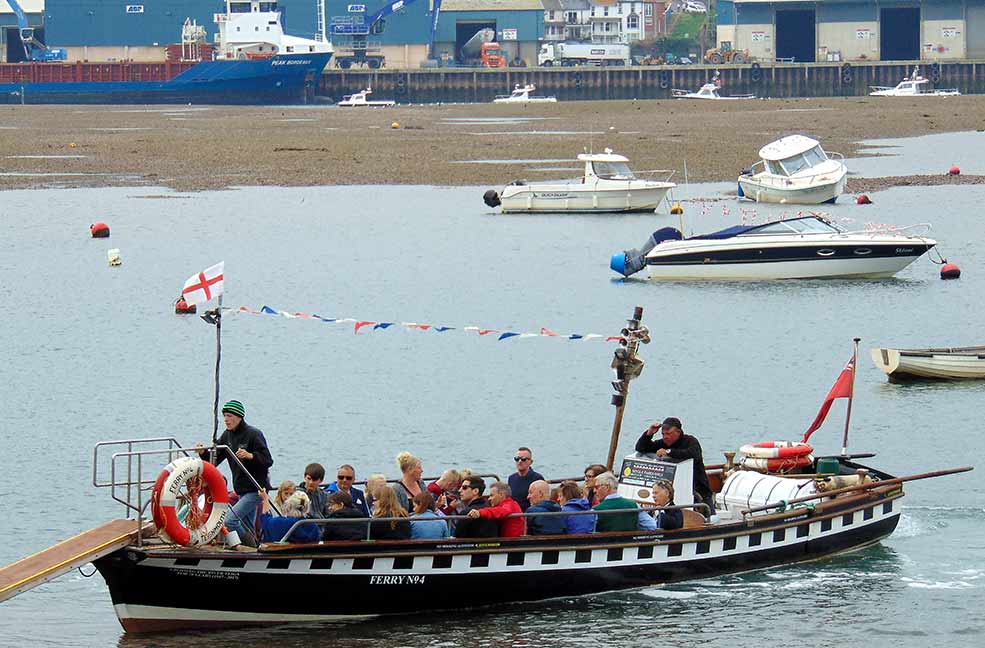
[737,135,848,205]
[0,1,333,105]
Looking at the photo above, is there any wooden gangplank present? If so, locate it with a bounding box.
[0,519,146,603]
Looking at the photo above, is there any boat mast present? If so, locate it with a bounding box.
[606,306,650,471]
[840,337,860,456]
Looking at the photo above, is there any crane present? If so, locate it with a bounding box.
[331,0,441,68]
[6,0,67,61]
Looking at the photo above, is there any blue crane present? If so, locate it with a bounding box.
[7,0,67,61]
[331,0,442,68]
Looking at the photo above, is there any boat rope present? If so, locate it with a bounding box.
[772,499,816,514]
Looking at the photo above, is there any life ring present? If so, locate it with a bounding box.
[151,456,229,547]
[741,455,814,472]
[739,441,813,459]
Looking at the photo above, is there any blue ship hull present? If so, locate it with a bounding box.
[0,52,332,105]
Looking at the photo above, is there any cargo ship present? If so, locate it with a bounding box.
[0,0,333,105]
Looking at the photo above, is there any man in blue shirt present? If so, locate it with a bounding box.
[507,447,544,511]
[324,463,370,516]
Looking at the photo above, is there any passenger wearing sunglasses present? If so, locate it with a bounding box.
[507,447,544,511]
[325,463,370,516]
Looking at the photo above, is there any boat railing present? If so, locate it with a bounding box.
[747,158,844,189]
[279,502,712,544]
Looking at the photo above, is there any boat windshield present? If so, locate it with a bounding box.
[593,161,636,179]
[766,160,786,176]
[780,145,827,175]
[742,217,841,236]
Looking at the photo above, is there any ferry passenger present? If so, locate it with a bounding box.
[583,463,607,505]
[427,469,462,516]
[592,472,654,532]
[322,490,369,541]
[557,480,596,534]
[370,487,412,540]
[508,447,545,511]
[410,492,450,540]
[364,473,387,512]
[196,399,273,547]
[651,479,684,531]
[300,463,328,518]
[392,451,427,514]
[467,482,525,537]
[274,480,297,511]
[525,480,565,535]
[453,476,498,539]
[325,463,369,516]
[258,489,320,544]
[635,417,715,514]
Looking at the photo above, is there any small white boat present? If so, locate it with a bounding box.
[869,67,960,97]
[738,135,847,205]
[493,84,557,104]
[337,87,395,107]
[672,75,754,100]
[611,214,936,280]
[483,148,676,214]
[871,346,985,382]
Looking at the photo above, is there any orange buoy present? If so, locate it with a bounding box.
[940,263,961,280]
[948,165,961,175]
[856,195,872,205]
[175,296,197,314]
[90,222,110,238]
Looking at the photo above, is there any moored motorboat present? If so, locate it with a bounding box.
[738,135,847,205]
[610,214,936,280]
[672,74,754,100]
[871,346,985,381]
[869,67,961,97]
[337,87,396,107]
[493,83,558,104]
[482,148,676,213]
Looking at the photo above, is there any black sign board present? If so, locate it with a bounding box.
[619,457,677,487]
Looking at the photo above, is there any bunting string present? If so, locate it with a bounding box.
[222,306,624,343]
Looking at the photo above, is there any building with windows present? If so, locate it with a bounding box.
[716,0,985,63]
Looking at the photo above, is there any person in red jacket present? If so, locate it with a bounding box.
[466,482,525,537]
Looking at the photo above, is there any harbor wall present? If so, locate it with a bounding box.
[318,60,985,102]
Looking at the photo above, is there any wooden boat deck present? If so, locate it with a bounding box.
[0,519,146,602]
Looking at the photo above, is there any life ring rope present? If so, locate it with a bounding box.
[151,456,229,547]
[739,441,813,459]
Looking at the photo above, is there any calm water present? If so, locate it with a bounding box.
[1,134,983,646]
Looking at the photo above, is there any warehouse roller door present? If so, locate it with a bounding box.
[968,7,985,59]
[880,8,920,60]
[775,10,816,63]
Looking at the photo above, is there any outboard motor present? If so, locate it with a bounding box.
[610,227,683,277]
[483,189,501,208]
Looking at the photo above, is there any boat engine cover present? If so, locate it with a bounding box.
[611,227,683,277]
[483,190,501,208]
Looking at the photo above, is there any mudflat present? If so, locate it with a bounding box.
[1,97,982,192]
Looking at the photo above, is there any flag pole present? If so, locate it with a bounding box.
[211,294,223,446]
[840,337,860,456]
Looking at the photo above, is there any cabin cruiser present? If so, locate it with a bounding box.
[869,67,960,97]
[482,148,676,213]
[672,74,754,100]
[610,214,936,280]
[337,87,395,107]
[493,83,557,104]
[738,135,847,204]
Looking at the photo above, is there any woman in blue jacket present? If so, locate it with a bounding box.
[558,481,596,534]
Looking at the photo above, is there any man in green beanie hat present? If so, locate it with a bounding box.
[198,399,273,546]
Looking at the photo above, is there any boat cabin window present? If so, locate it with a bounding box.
[592,161,635,179]
[780,153,811,175]
[230,2,252,13]
[743,217,840,236]
[802,145,827,166]
[766,160,785,176]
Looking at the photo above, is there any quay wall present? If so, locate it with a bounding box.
[318,60,985,102]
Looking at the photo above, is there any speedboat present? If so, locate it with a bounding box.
[493,83,557,104]
[869,67,960,97]
[871,346,985,382]
[482,148,676,213]
[337,87,395,107]
[738,135,847,204]
[672,82,754,100]
[610,214,936,280]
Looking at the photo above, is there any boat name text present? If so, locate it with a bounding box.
[369,575,426,585]
[170,567,239,580]
[271,60,314,66]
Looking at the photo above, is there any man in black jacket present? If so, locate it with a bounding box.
[453,476,498,538]
[635,417,714,515]
[322,490,369,541]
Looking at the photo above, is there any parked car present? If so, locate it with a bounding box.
[683,1,707,12]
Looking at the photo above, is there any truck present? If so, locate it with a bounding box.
[538,42,630,67]
[464,41,507,68]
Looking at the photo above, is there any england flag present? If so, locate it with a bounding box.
[181,262,225,307]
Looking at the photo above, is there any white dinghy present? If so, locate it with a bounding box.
[871,346,985,381]
[738,135,847,205]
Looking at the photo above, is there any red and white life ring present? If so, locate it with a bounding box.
[739,441,813,459]
[741,454,814,472]
[151,456,229,547]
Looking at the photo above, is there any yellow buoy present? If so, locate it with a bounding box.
[670,203,684,215]
[391,121,401,129]
[68,142,77,148]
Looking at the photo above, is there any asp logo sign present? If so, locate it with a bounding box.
[348,4,366,11]
[126,4,145,13]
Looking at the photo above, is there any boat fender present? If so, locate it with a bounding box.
[841,63,853,85]
[610,227,683,277]
[856,194,872,205]
[670,203,683,215]
[750,62,762,84]
[948,165,960,176]
[90,222,110,238]
[658,70,670,90]
[483,189,502,208]
[931,62,942,84]
[151,456,229,547]
[940,263,961,280]
[739,441,813,459]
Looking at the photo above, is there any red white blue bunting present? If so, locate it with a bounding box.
[224,306,623,342]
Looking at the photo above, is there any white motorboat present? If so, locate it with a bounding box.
[493,84,558,104]
[337,87,395,107]
[610,214,936,280]
[482,148,676,214]
[871,346,985,382]
[738,135,847,205]
[869,67,960,97]
[672,75,754,100]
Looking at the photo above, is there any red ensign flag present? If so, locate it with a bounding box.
[802,356,856,442]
